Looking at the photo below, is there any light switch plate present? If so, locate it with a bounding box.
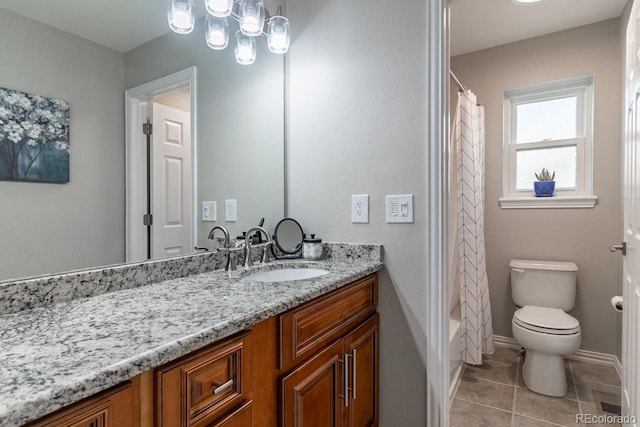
[225,199,237,222]
[202,201,217,222]
[351,195,369,223]
[386,194,414,223]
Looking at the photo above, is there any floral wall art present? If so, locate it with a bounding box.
[0,87,70,183]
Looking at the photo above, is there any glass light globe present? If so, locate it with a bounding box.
[239,0,265,37]
[267,15,290,54]
[205,0,233,17]
[168,0,195,34]
[235,31,256,65]
[206,15,229,50]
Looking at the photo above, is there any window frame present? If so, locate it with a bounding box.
[500,75,597,209]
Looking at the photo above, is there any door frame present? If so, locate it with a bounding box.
[125,66,198,262]
[428,0,450,426]
[623,0,639,422]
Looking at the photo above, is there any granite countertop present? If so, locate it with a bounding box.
[0,256,383,426]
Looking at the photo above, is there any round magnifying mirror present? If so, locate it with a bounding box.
[272,218,304,258]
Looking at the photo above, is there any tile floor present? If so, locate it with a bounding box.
[450,347,622,427]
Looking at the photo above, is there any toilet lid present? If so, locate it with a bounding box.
[514,306,580,335]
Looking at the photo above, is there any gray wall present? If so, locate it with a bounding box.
[0,9,125,281]
[286,0,428,425]
[124,18,284,248]
[451,19,622,355]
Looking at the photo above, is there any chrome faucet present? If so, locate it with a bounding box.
[208,225,229,246]
[244,226,272,267]
[208,225,236,271]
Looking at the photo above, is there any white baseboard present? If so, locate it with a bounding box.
[493,335,622,380]
[493,335,522,351]
[449,363,465,400]
[613,355,623,379]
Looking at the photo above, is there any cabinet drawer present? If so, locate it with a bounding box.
[156,331,251,427]
[26,381,135,427]
[185,347,240,417]
[279,273,377,370]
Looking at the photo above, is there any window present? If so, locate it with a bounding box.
[500,75,597,208]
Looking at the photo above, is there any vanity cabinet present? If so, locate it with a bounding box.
[279,274,379,427]
[25,381,137,427]
[26,273,379,427]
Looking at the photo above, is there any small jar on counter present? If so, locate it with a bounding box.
[302,234,323,260]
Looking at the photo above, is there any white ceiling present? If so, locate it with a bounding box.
[450,0,628,57]
[0,0,628,55]
[0,0,180,52]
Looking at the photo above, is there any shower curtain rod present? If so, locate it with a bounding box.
[450,70,467,92]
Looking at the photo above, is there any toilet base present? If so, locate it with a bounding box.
[522,350,567,397]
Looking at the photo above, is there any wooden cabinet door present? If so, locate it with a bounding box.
[210,400,253,427]
[343,315,379,427]
[281,340,344,427]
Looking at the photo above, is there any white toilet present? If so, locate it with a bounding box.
[510,259,581,397]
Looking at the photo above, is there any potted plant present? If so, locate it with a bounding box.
[534,168,555,197]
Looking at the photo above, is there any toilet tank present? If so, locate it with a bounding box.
[510,259,578,311]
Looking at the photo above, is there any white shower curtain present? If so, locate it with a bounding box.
[452,90,495,365]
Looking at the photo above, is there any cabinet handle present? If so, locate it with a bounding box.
[343,353,350,407]
[352,349,357,400]
[213,379,234,395]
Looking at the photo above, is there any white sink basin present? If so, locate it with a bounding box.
[242,268,329,282]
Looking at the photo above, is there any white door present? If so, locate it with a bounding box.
[623,2,640,424]
[151,103,192,258]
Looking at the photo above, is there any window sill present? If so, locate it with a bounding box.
[498,195,598,209]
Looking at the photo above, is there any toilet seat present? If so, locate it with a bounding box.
[513,306,580,335]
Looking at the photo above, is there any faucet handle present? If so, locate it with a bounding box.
[243,241,253,268]
[227,250,238,271]
[217,247,239,271]
[261,241,274,264]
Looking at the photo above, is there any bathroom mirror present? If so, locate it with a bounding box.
[0,2,284,282]
[272,218,304,258]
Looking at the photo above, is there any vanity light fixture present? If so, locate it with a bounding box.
[168,0,290,65]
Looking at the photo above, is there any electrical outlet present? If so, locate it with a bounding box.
[202,201,217,222]
[351,195,369,223]
[225,199,237,222]
[386,194,413,223]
